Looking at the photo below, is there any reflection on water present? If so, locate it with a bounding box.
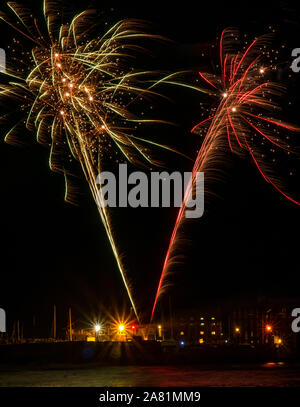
[0,363,300,387]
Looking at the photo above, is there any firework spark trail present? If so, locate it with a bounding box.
[151,28,300,321]
[0,1,177,321]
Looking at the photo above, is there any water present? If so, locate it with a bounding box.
[0,363,299,387]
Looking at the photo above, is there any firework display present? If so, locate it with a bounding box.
[0,1,176,321]
[151,29,299,321]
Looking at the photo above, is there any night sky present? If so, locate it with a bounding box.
[0,0,300,336]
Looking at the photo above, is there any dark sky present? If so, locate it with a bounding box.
[0,0,300,335]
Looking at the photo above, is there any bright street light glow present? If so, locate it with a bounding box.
[95,324,101,332]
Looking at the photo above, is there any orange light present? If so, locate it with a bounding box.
[266,324,272,332]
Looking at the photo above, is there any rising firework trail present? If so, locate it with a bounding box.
[0,1,173,321]
[151,28,300,321]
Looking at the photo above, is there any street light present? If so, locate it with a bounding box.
[94,323,102,341]
[235,327,240,333]
[265,324,273,332]
[118,324,125,333]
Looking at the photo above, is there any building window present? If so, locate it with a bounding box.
[211,331,216,335]
[180,331,184,336]
[200,331,204,335]
[199,338,204,344]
